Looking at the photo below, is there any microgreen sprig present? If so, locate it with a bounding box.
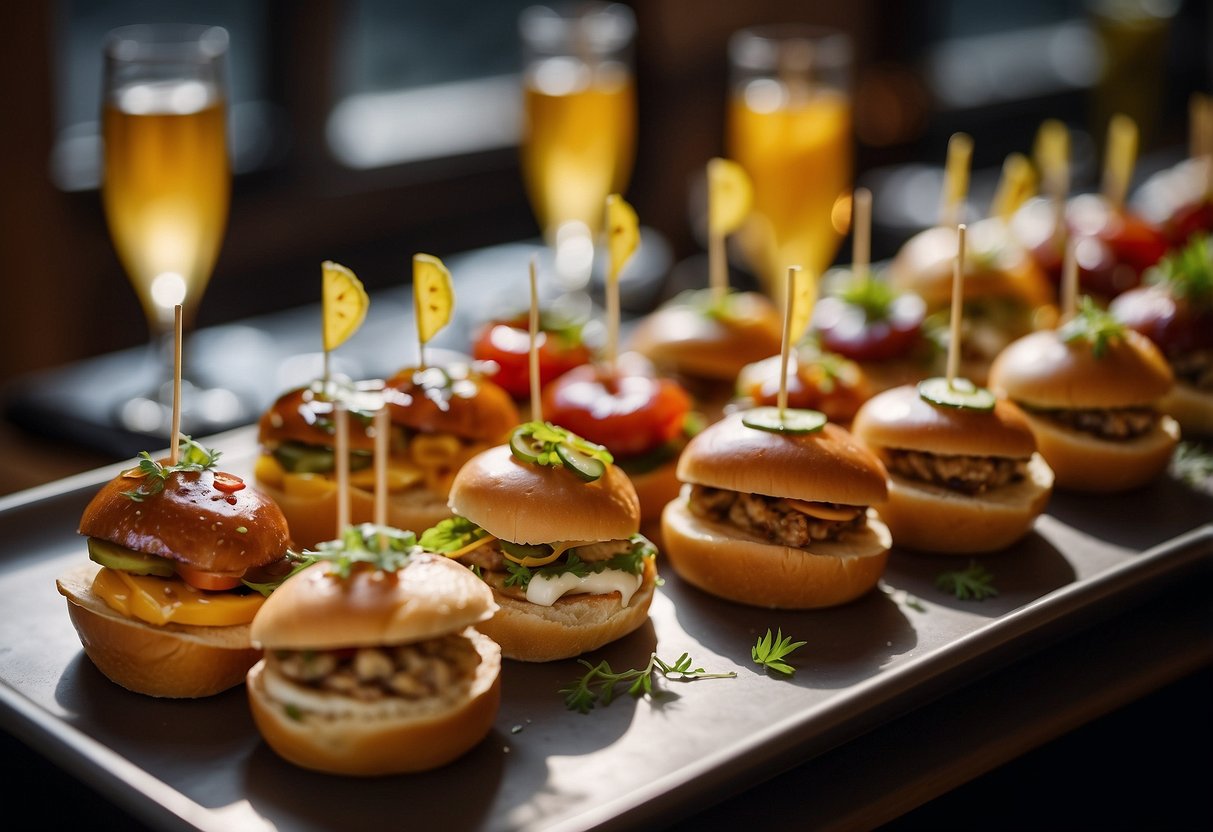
[751,628,807,676]
[120,436,222,502]
[309,523,418,578]
[1170,440,1213,490]
[935,560,999,601]
[560,652,736,713]
[1147,234,1213,305]
[1059,296,1126,358]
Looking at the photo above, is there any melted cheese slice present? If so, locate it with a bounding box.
[92,568,264,627]
[525,568,643,608]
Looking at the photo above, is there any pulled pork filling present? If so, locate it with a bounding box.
[270,633,479,702]
[1170,349,1213,391]
[687,485,865,548]
[1033,406,1158,440]
[883,449,1027,495]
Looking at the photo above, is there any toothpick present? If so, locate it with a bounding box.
[169,304,183,466]
[414,275,427,372]
[529,256,542,420]
[939,133,973,229]
[334,401,350,536]
[1192,93,1213,200]
[1101,113,1137,212]
[606,258,620,378]
[991,153,1034,222]
[374,405,388,552]
[1061,237,1079,323]
[947,225,966,388]
[708,161,728,303]
[778,266,799,419]
[853,187,872,286]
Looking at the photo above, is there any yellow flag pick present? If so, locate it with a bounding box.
[413,253,455,344]
[321,260,369,352]
[606,194,639,284]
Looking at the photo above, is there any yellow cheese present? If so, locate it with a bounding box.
[442,535,498,559]
[411,433,462,467]
[282,472,335,499]
[92,568,264,627]
[254,453,286,488]
[349,461,423,491]
[784,499,861,522]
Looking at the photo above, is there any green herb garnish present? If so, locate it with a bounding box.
[560,652,736,713]
[1170,440,1213,490]
[241,549,317,597]
[309,523,418,578]
[838,274,897,319]
[120,436,222,502]
[418,516,489,553]
[751,628,807,676]
[1059,296,1126,358]
[504,535,655,590]
[509,421,613,480]
[1146,234,1213,306]
[935,560,999,601]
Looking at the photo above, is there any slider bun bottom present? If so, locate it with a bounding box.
[478,559,657,662]
[660,500,890,609]
[255,477,452,549]
[246,628,501,776]
[56,563,260,698]
[1022,412,1180,493]
[1159,383,1213,439]
[876,453,1055,555]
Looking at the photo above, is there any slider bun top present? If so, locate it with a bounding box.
[677,412,888,507]
[78,469,290,574]
[889,220,1053,309]
[448,444,640,544]
[258,385,378,452]
[251,552,496,650]
[988,329,1174,409]
[852,384,1038,459]
[384,365,520,443]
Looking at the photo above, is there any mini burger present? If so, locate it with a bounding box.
[731,338,873,428]
[420,421,657,662]
[57,437,296,698]
[661,408,892,609]
[988,297,1180,493]
[246,524,501,776]
[851,381,1054,554]
[627,288,784,421]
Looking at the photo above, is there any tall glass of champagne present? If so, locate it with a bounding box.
[726,25,853,297]
[519,2,636,290]
[102,24,244,437]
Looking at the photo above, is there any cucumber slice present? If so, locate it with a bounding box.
[273,443,335,474]
[87,537,175,577]
[741,406,827,434]
[917,377,996,411]
[509,427,543,464]
[499,540,553,560]
[555,442,606,481]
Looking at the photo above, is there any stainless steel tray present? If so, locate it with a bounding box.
[1,425,1210,832]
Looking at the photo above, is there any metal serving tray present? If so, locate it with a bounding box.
[0,426,1210,832]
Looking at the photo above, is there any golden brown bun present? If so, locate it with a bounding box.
[627,291,784,381]
[676,413,888,507]
[257,385,378,452]
[253,473,451,550]
[247,627,500,776]
[448,444,640,544]
[627,458,684,525]
[476,558,656,661]
[384,366,519,443]
[56,563,261,698]
[875,453,1054,554]
[1018,410,1180,493]
[660,498,890,609]
[78,468,289,575]
[988,329,1175,409]
[1159,382,1213,438]
[851,384,1038,458]
[888,220,1054,310]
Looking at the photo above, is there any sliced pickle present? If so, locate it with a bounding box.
[917,377,996,411]
[741,406,827,435]
[555,442,606,481]
[87,537,175,577]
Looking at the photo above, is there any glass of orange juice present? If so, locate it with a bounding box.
[519,2,637,290]
[726,25,853,297]
[102,24,249,437]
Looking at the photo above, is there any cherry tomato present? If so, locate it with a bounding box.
[541,358,692,457]
[176,564,243,591]
[212,472,246,494]
[814,294,926,361]
[472,321,592,400]
[1110,284,1213,357]
[1167,200,1213,247]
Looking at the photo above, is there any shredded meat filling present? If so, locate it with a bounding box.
[883,449,1027,495]
[271,633,479,702]
[1170,349,1213,391]
[1036,406,1158,440]
[687,485,865,548]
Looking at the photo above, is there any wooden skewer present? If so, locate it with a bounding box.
[939,133,973,229]
[946,224,966,388]
[778,266,799,420]
[374,405,389,551]
[529,256,542,421]
[852,187,872,286]
[1102,113,1137,212]
[708,159,729,303]
[414,269,427,372]
[1061,237,1079,324]
[169,304,183,466]
[335,401,350,536]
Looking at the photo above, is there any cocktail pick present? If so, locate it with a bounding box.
[604,193,639,374]
[1061,237,1079,324]
[852,186,872,287]
[334,401,350,538]
[320,260,369,391]
[412,253,454,370]
[990,153,1036,222]
[946,224,967,388]
[373,404,389,553]
[1191,92,1213,201]
[1034,119,1071,250]
[777,266,799,420]
[169,304,183,466]
[707,157,753,303]
[529,255,542,420]
[938,132,973,229]
[1101,113,1138,213]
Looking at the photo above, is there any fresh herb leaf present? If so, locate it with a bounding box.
[503,561,533,589]
[241,550,318,597]
[1170,440,1213,490]
[510,420,614,472]
[418,516,488,553]
[309,522,418,578]
[751,628,808,676]
[1147,234,1213,306]
[120,436,223,501]
[935,560,999,601]
[559,652,736,713]
[837,274,897,319]
[1059,296,1126,358]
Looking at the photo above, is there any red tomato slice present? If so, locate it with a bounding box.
[542,360,691,457]
[212,472,246,494]
[176,564,243,591]
[472,322,592,400]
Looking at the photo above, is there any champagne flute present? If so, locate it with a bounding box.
[726,25,853,298]
[102,24,247,438]
[519,2,637,290]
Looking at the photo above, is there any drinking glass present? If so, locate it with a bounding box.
[102,24,247,437]
[519,2,637,290]
[726,25,853,296]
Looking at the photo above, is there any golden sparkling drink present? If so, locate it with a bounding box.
[102,79,230,328]
[727,86,852,291]
[521,60,636,242]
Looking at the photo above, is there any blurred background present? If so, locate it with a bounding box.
[0,0,1209,482]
